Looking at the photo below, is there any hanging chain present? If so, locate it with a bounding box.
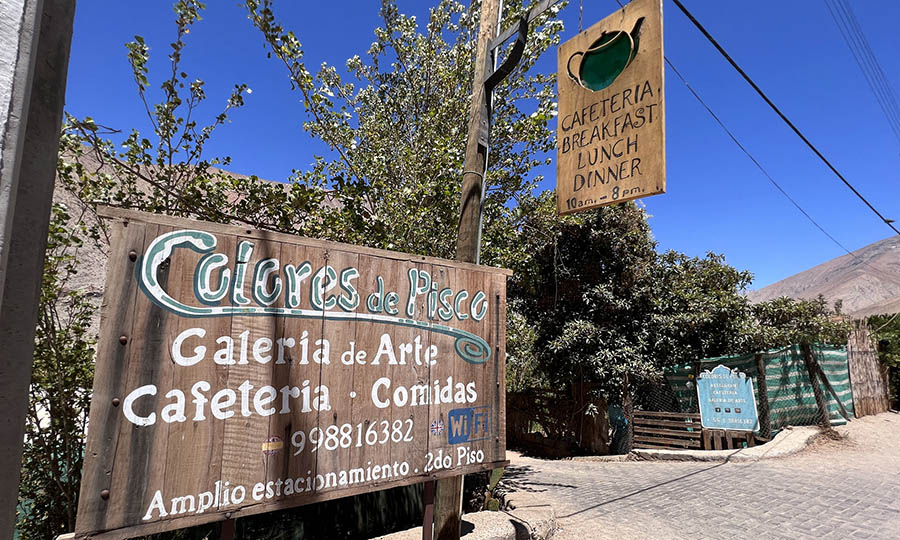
[578,0,583,32]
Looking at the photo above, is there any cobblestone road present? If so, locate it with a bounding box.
[503,413,900,540]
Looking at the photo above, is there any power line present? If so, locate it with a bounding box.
[607,0,895,281]
[667,55,900,285]
[827,0,900,138]
[670,0,899,236]
[664,58,858,262]
[837,0,900,135]
[824,0,900,144]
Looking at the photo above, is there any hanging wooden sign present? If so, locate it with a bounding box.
[556,0,665,214]
[75,208,508,539]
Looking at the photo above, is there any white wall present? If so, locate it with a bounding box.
[0,0,38,304]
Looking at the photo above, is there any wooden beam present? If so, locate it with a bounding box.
[433,475,464,540]
[422,481,435,540]
[632,418,702,429]
[755,353,771,439]
[623,374,634,453]
[632,410,701,420]
[633,427,701,439]
[0,0,75,535]
[455,0,501,264]
[802,343,832,429]
[220,519,235,540]
[442,0,502,537]
[814,357,852,422]
[633,436,700,449]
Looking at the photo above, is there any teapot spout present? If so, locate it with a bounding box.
[630,17,645,42]
[626,17,645,65]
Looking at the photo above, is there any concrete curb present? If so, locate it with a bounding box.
[569,454,631,463]
[503,490,557,540]
[630,426,823,462]
[372,492,556,540]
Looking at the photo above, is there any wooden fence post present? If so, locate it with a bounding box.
[623,374,634,453]
[811,355,851,422]
[755,353,771,439]
[801,343,831,429]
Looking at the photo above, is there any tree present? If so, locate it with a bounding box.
[16,204,96,539]
[59,0,328,238]
[508,203,850,399]
[648,251,756,363]
[244,0,564,265]
[748,295,850,350]
[20,2,311,537]
[513,203,660,395]
[869,313,900,407]
[24,0,570,536]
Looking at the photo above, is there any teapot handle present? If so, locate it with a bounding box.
[566,51,585,88]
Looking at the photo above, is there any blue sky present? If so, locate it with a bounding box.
[65,1,900,289]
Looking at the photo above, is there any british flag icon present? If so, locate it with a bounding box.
[430,419,444,436]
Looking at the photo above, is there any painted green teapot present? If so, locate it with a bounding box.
[567,17,644,92]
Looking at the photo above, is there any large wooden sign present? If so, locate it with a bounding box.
[556,0,665,214]
[76,208,508,539]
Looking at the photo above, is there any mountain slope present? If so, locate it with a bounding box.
[747,235,900,317]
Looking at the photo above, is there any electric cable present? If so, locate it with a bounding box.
[836,0,900,135]
[670,0,899,235]
[607,0,898,284]
[668,55,900,287]
[825,0,900,144]
[664,58,857,261]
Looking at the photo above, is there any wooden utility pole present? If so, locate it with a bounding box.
[442,0,502,534]
[0,0,76,535]
[443,0,555,536]
[455,0,502,265]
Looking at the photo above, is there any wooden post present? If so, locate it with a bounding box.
[455,0,501,264]
[812,356,851,422]
[438,0,502,538]
[433,475,465,540]
[220,518,235,540]
[623,374,634,453]
[0,0,75,535]
[801,343,831,429]
[754,353,771,439]
[422,480,435,540]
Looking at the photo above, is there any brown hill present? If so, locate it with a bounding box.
[747,235,900,317]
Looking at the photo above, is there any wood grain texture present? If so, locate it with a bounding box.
[556,0,665,214]
[632,411,701,450]
[76,211,509,538]
[105,224,174,531]
[95,206,512,276]
[76,220,147,534]
[847,320,891,417]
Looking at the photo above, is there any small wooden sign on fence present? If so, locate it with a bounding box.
[696,365,759,432]
[75,208,508,539]
[556,0,665,214]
